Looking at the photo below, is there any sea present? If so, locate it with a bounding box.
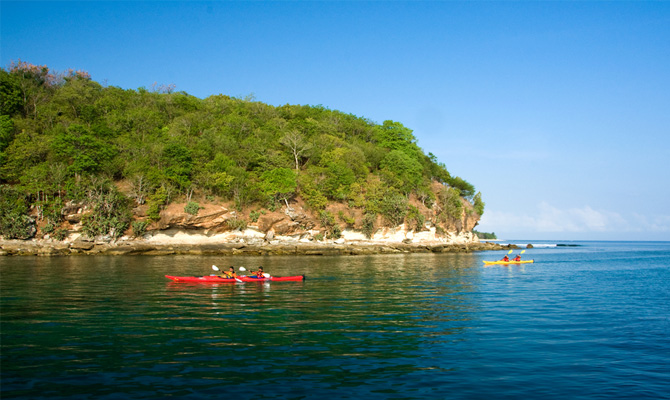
[1,241,669,399]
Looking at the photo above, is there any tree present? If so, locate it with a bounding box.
[280,129,311,171]
[438,186,463,221]
[374,120,418,155]
[259,167,297,208]
[380,149,423,194]
[379,190,408,227]
[51,124,117,175]
[447,176,475,200]
[0,115,14,157]
[161,142,193,191]
[473,192,485,215]
[0,69,25,116]
[7,60,57,119]
[0,61,487,242]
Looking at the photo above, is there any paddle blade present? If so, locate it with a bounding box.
[239,267,247,271]
[508,249,513,254]
[520,250,526,254]
[263,273,271,278]
[212,265,219,271]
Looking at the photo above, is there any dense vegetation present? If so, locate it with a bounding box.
[0,61,484,240]
[473,230,497,240]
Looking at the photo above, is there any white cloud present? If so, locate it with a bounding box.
[479,201,669,237]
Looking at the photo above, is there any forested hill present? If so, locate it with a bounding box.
[0,61,484,241]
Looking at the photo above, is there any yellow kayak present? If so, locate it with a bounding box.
[483,260,534,265]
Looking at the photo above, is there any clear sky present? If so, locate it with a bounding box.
[2,1,669,241]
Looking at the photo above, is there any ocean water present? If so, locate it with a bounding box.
[1,241,669,399]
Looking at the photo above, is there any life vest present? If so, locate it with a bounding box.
[513,256,521,261]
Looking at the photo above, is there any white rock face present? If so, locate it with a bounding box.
[143,223,478,246]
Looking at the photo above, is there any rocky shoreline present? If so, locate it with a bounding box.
[0,237,515,257]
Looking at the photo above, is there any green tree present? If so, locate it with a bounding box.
[81,186,131,239]
[161,142,193,191]
[0,185,35,239]
[438,186,463,221]
[447,176,475,199]
[146,186,168,222]
[0,115,14,164]
[259,167,297,207]
[52,124,117,175]
[380,149,423,194]
[0,69,25,116]
[379,191,408,227]
[374,120,417,154]
[473,192,485,215]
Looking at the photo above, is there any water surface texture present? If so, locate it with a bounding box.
[2,241,669,399]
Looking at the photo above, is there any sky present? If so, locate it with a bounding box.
[2,1,669,241]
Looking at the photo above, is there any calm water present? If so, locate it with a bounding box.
[1,241,669,399]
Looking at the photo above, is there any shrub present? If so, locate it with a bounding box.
[42,222,56,235]
[379,192,408,227]
[146,186,167,222]
[338,211,355,227]
[0,186,35,239]
[439,187,463,222]
[249,210,260,222]
[132,221,149,237]
[1,214,36,239]
[361,213,377,239]
[53,228,69,241]
[328,224,342,239]
[226,218,247,231]
[81,187,131,239]
[298,176,328,210]
[319,210,336,228]
[184,201,201,215]
[406,205,425,232]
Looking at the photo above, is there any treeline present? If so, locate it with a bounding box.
[0,61,484,240]
[473,230,497,240]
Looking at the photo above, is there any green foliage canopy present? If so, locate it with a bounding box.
[0,61,485,239]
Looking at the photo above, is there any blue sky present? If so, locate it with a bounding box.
[2,1,669,241]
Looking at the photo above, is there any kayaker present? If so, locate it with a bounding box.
[225,266,237,278]
[253,266,264,277]
[513,254,521,261]
[501,255,510,262]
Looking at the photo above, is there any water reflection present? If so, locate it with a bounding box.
[1,253,485,398]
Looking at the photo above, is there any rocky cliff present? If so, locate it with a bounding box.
[1,184,506,256]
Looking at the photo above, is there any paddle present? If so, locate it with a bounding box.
[212,265,243,283]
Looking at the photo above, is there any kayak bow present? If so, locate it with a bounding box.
[483,260,534,265]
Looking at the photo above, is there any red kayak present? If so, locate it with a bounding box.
[165,275,305,283]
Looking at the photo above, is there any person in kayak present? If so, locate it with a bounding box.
[501,255,510,262]
[224,266,237,279]
[247,266,265,278]
[513,254,522,261]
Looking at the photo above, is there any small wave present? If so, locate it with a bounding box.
[521,243,581,248]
